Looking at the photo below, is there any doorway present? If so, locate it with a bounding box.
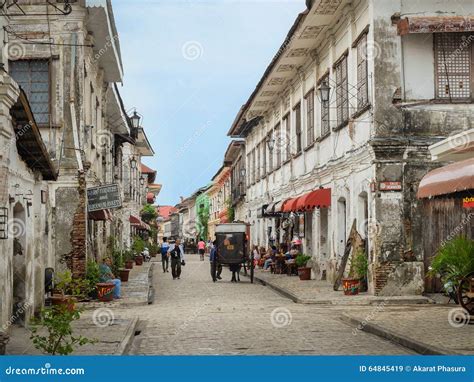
[12,202,27,326]
[337,198,347,258]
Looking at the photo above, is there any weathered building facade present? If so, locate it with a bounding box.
[228,0,474,295]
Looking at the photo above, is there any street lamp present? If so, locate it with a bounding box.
[266,135,275,152]
[130,157,137,169]
[318,80,331,104]
[130,110,141,129]
[240,167,246,178]
[140,176,145,186]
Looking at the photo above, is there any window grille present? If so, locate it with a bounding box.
[357,34,369,109]
[305,90,315,145]
[294,103,302,153]
[435,32,473,100]
[335,55,349,126]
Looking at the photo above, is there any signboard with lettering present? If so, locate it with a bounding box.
[463,197,474,209]
[87,184,122,212]
[379,181,402,191]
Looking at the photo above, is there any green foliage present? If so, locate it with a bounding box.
[30,305,95,355]
[54,270,91,298]
[349,249,368,279]
[85,260,100,287]
[429,236,474,285]
[132,236,146,254]
[226,199,235,222]
[123,250,134,262]
[295,254,311,268]
[141,204,158,223]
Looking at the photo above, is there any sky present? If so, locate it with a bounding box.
[113,0,305,206]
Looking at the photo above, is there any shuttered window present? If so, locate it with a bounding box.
[10,59,50,125]
[294,103,302,154]
[305,90,315,146]
[435,33,473,100]
[275,123,282,168]
[283,113,291,161]
[356,34,369,109]
[335,55,349,126]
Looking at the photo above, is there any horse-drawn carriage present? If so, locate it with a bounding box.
[212,223,254,283]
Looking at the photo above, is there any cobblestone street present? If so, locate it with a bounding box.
[129,257,413,355]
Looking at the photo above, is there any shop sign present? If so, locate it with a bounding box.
[463,197,474,209]
[298,214,305,238]
[87,184,122,212]
[379,181,402,191]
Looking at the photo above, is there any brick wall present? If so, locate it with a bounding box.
[68,172,87,278]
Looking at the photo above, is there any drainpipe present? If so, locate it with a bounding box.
[69,33,84,172]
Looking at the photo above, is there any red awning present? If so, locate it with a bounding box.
[417,158,474,199]
[295,188,331,211]
[397,16,474,35]
[88,209,113,221]
[282,198,299,212]
[129,215,151,231]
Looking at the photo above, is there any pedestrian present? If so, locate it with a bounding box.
[210,240,222,282]
[168,238,185,280]
[230,263,241,283]
[161,237,170,273]
[198,238,206,261]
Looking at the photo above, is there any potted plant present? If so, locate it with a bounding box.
[342,250,368,296]
[351,249,369,293]
[119,268,131,282]
[85,260,101,300]
[132,237,146,265]
[429,236,474,287]
[295,254,312,281]
[124,250,134,270]
[52,270,79,311]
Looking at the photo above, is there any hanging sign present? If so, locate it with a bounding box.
[87,184,122,212]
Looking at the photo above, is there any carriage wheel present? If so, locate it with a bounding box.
[457,271,474,316]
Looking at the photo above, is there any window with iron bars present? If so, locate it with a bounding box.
[294,103,302,154]
[267,132,274,172]
[283,113,291,161]
[262,137,267,176]
[356,33,369,109]
[434,32,473,101]
[335,54,349,126]
[274,123,282,168]
[305,90,315,146]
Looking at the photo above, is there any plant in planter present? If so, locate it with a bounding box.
[429,236,474,286]
[52,270,90,309]
[141,204,158,223]
[132,237,146,265]
[124,250,135,270]
[85,260,101,300]
[30,305,95,355]
[351,249,369,293]
[342,249,368,296]
[295,254,312,281]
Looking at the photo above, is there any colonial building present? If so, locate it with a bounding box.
[224,140,247,222]
[207,165,231,240]
[0,0,155,329]
[229,0,474,295]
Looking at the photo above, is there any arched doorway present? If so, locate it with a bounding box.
[12,202,27,326]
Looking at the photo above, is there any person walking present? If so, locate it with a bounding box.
[210,240,222,282]
[197,238,206,261]
[161,237,170,273]
[168,238,185,280]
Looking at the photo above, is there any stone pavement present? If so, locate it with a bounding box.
[128,255,413,355]
[342,305,474,355]
[251,269,431,305]
[6,262,152,355]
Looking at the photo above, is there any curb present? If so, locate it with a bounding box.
[340,313,458,355]
[115,316,139,355]
[253,274,431,306]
